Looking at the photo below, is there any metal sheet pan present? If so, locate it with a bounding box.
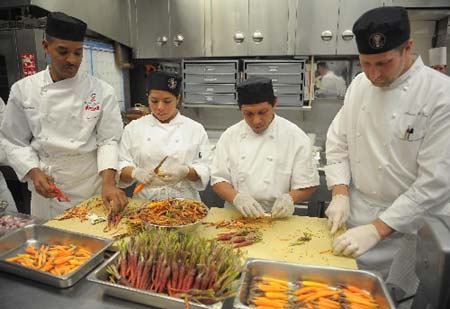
[234,258,395,309]
[87,252,222,309]
[0,224,112,288]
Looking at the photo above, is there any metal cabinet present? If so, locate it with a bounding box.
[210,0,293,56]
[296,0,339,55]
[296,0,384,55]
[210,0,248,56]
[134,0,169,58]
[133,0,205,58]
[337,0,386,54]
[244,60,307,107]
[182,60,239,105]
[389,0,450,7]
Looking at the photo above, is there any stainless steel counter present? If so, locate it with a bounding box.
[0,266,233,309]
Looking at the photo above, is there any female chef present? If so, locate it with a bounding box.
[118,71,210,201]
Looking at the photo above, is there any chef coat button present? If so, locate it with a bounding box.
[361,106,366,111]
[383,143,387,147]
[356,159,360,163]
[403,86,408,91]
[240,133,246,139]
[372,191,377,195]
[239,177,245,182]
[392,114,396,119]
[266,156,273,161]
[240,155,245,160]
[70,139,75,143]
[147,137,151,141]
[378,165,382,170]
[356,132,361,137]
[264,179,270,184]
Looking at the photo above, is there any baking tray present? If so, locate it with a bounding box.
[87,252,222,309]
[0,224,112,288]
[0,211,46,237]
[234,258,395,309]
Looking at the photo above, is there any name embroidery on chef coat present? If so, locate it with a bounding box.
[84,92,100,111]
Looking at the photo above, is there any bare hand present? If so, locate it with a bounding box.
[102,183,128,213]
[28,168,57,198]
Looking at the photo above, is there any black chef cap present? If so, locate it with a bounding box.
[237,77,276,106]
[45,12,87,42]
[147,71,182,97]
[353,6,410,55]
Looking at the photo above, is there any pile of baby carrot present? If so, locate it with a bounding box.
[248,276,379,309]
[5,244,92,276]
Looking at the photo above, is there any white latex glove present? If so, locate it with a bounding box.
[159,157,190,184]
[131,167,154,184]
[271,193,295,218]
[232,193,265,217]
[332,224,381,257]
[325,194,350,234]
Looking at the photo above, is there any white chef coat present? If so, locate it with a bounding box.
[0,98,17,212]
[118,113,210,201]
[316,71,347,98]
[0,67,123,219]
[325,56,450,233]
[325,56,450,294]
[211,115,319,211]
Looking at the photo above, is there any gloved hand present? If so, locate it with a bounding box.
[332,224,381,257]
[131,167,154,184]
[232,193,265,217]
[271,193,295,218]
[325,194,350,234]
[159,157,190,184]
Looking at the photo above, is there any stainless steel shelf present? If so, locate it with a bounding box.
[182,104,311,110]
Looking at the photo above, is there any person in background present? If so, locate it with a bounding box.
[0,12,127,220]
[118,71,210,201]
[211,77,319,218]
[429,46,448,75]
[0,98,17,212]
[324,6,450,303]
[315,62,347,99]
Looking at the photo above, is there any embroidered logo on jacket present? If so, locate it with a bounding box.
[84,93,100,111]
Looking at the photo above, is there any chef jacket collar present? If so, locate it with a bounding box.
[383,55,423,90]
[42,65,81,88]
[149,111,183,126]
[243,114,278,139]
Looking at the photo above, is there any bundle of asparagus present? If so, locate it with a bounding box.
[106,229,243,305]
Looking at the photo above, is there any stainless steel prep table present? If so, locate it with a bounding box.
[0,271,234,309]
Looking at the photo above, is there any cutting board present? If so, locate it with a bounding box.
[45,197,356,269]
[44,196,146,241]
[196,208,357,269]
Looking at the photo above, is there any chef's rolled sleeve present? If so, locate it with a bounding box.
[291,138,320,189]
[325,104,351,188]
[95,87,123,173]
[189,130,211,191]
[210,134,232,186]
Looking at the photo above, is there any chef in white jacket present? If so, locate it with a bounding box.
[0,98,17,211]
[211,77,319,218]
[118,71,210,201]
[315,62,347,99]
[0,12,127,219]
[324,6,450,300]
[429,46,447,75]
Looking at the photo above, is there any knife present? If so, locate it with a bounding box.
[133,156,169,194]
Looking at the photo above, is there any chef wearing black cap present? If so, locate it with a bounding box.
[118,71,210,201]
[324,6,450,300]
[211,77,319,218]
[0,12,127,219]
